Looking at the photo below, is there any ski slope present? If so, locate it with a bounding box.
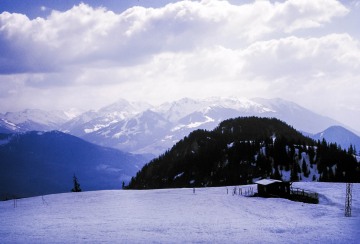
[0,183,359,243]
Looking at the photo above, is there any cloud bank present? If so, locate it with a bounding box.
[0,0,359,131]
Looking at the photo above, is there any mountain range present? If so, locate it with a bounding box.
[1,97,359,156]
[1,98,359,197]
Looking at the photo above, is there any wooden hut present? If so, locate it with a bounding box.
[255,179,291,198]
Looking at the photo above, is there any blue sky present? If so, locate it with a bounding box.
[0,0,177,18]
[0,0,360,132]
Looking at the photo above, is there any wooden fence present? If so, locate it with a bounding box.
[290,187,319,204]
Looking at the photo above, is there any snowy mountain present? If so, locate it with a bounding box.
[155,97,273,123]
[0,109,73,132]
[311,126,360,152]
[2,97,353,156]
[251,98,341,134]
[0,118,20,133]
[82,110,172,154]
[74,97,345,155]
[1,183,359,243]
[61,99,152,136]
[0,131,149,198]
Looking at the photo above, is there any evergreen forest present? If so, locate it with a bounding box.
[128,117,359,189]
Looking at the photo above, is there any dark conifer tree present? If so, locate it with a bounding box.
[321,167,329,182]
[122,181,125,189]
[302,159,309,178]
[273,166,282,180]
[71,174,81,192]
[290,161,299,182]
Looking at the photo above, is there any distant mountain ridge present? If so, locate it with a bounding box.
[1,97,356,156]
[0,109,76,132]
[0,131,149,198]
[63,97,346,156]
[60,99,152,136]
[311,126,360,153]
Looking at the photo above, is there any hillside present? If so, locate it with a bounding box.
[128,117,359,189]
[0,183,359,243]
[0,131,149,199]
[312,126,360,153]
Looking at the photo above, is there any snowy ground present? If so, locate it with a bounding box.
[1,182,359,243]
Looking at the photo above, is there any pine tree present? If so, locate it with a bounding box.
[312,175,317,181]
[302,159,309,178]
[290,161,299,181]
[273,166,282,180]
[71,174,82,192]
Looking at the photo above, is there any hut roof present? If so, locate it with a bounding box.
[255,179,282,186]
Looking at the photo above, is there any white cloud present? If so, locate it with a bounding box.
[268,0,348,33]
[240,33,360,79]
[0,0,349,75]
[0,0,359,131]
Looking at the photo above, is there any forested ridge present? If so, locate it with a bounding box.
[128,117,359,189]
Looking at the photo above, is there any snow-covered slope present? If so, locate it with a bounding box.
[62,99,152,136]
[0,118,20,133]
[0,183,359,243]
[82,110,172,154]
[0,109,73,132]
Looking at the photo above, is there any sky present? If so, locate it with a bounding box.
[0,0,360,132]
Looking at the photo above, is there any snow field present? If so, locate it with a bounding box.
[0,183,359,243]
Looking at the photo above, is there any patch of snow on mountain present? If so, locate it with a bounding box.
[227,142,234,148]
[84,121,119,134]
[4,109,70,126]
[3,119,17,128]
[0,119,19,132]
[156,98,206,122]
[63,108,84,120]
[206,97,273,113]
[173,115,215,131]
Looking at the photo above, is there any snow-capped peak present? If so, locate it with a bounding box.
[3,109,71,127]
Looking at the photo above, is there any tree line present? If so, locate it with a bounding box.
[127,117,359,189]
